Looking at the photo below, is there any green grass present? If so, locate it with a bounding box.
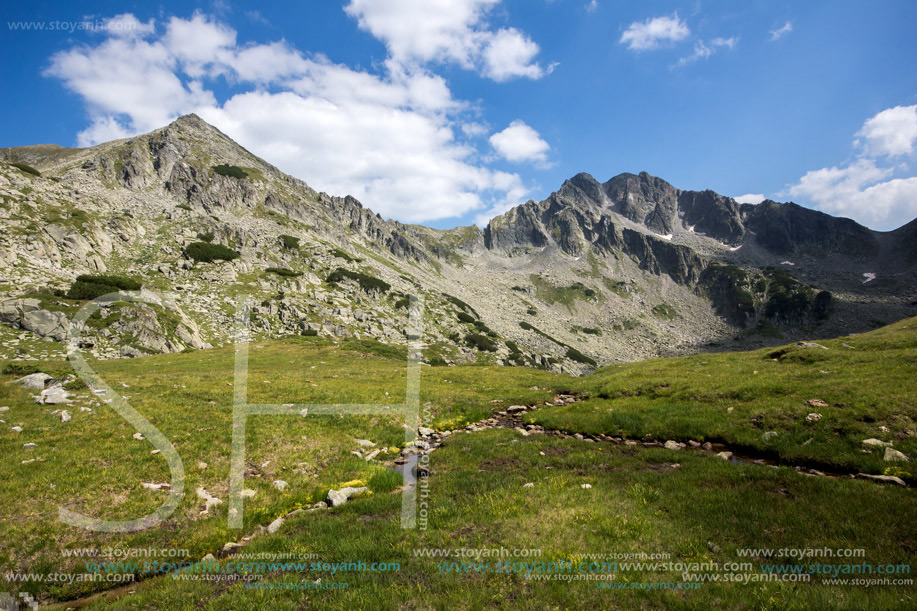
[185,242,240,263]
[530,275,598,311]
[63,428,916,610]
[2,319,915,609]
[212,165,248,179]
[533,317,917,477]
[10,161,41,176]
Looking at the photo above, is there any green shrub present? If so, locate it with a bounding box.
[394,296,411,310]
[280,235,301,250]
[326,268,390,294]
[457,312,475,324]
[176,204,192,211]
[519,321,534,331]
[2,362,42,376]
[566,347,597,367]
[331,248,359,262]
[301,329,318,337]
[266,267,302,278]
[67,274,142,300]
[340,338,407,360]
[526,308,537,316]
[197,232,214,243]
[10,162,41,177]
[212,164,247,179]
[582,327,602,335]
[651,304,677,320]
[465,333,497,352]
[427,356,448,367]
[443,294,479,318]
[511,286,527,292]
[185,242,240,263]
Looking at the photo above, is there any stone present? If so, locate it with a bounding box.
[196,487,222,513]
[23,442,37,449]
[797,342,828,350]
[60,410,71,423]
[11,426,22,433]
[16,373,51,389]
[862,438,891,448]
[21,309,70,342]
[762,431,778,440]
[364,449,381,461]
[716,451,733,460]
[418,427,435,437]
[241,489,257,498]
[856,473,907,487]
[133,432,145,440]
[272,480,289,491]
[522,482,534,488]
[267,517,285,534]
[806,399,829,408]
[0,407,8,412]
[141,482,170,491]
[687,440,701,448]
[806,413,822,422]
[354,439,376,448]
[506,405,527,414]
[222,542,243,555]
[580,484,592,489]
[884,447,909,462]
[664,440,682,450]
[707,542,722,553]
[327,486,368,507]
[701,442,713,451]
[38,385,70,405]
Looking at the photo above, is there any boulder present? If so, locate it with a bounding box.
[856,473,907,487]
[326,486,368,507]
[21,309,70,342]
[17,373,51,389]
[38,385,70,405]
[884,447,910,462]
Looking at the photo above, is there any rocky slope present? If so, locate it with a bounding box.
[1,115,914,373]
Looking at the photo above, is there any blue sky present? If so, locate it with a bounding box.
[2,1,916,230]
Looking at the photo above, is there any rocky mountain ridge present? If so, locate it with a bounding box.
[1,114,914,373]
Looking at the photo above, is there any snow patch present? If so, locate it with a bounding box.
[656,234,673,241]
[862,273,876,283]
[729,245,742,252]
[780,261,795,266]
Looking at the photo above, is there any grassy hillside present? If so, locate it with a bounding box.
[0,320,914,608]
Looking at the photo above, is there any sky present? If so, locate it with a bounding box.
[1,1,916,231]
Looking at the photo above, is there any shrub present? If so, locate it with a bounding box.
[394,296,411,309]
[280,234,301,250]
[456,312,475,324]
[301,329,318,337]
[519,321,534,331]
[67,274,142,300]
[340,338,407,360]
[176,204,192,211]
[566,347,597,367]
[582,327,602,335]
[326,268,390,294]
[212,164,247,179]
[427,356,448,367]
[331,248,359,262]
[2,362,42,376]
[185,242,240,263]
[10,162,41,177]
[266,267,302,278]
[465,333,497,352]
[197,231,214,243]
[511,286,527,292]
[526,308,537,316]
[443,294,479,318]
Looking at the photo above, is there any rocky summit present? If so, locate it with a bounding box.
[1,114,915,372]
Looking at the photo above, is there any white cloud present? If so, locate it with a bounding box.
[787,159,917,229]
[344,0,547,81]
[489,120,550,163]
[585,1,598,13]
[96,13,156,38]
[481,28,545,81]
[674,36,736,67]
[620,14,689,52]
[734,193,765,205]
[769,21,792,42]
[44,12,536,224]
[856,104,917,157]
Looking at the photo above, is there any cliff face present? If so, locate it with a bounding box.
[1,115,914,371]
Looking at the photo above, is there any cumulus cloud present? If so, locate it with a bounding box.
[787,158,917,230]
[733,193,765,205]
[673,36,737,67]
[344,0,547,81]
[44,12,540,224]
[769,21,793,42]
[96,13,156,38]
[856,104,917,157]
[489,120,550,163]
[619,14,689,52]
